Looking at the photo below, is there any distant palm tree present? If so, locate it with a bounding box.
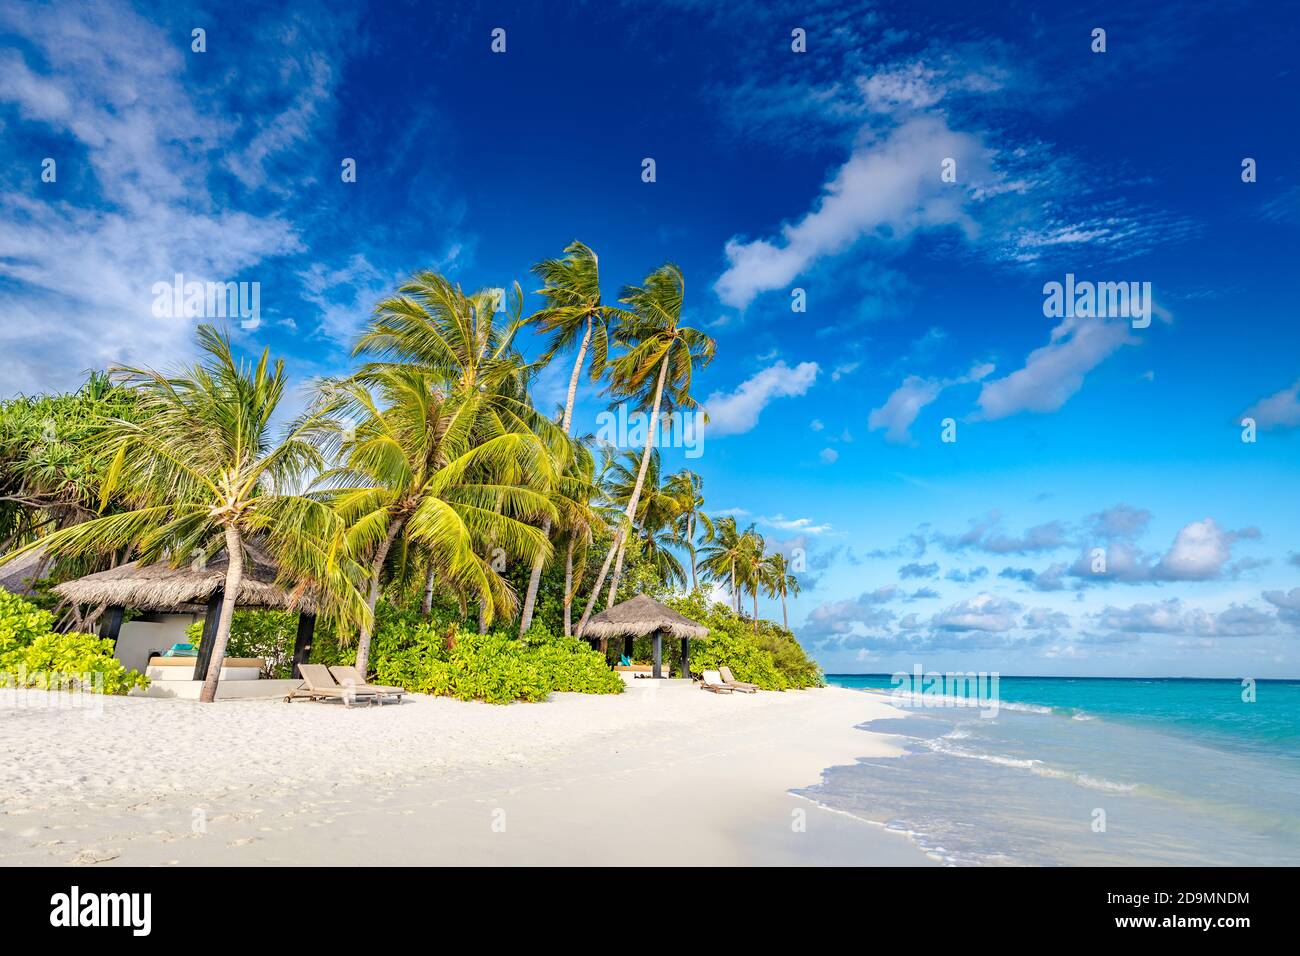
[314,367,555,673]
[12,325,362,703]
[762,551,800,630]
[666,469,711,591]
[698,516,745,611]
[602,448,687,592]
[576,264,715,637]
[517,242,626,636]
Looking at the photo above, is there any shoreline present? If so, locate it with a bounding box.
[0,683,936,866]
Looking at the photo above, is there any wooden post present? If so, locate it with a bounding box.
[680,637,690,680]
[291,612,316,678]
[623,634,633,661]
[652,629,663,679]
[192,589,223,681]
[99,605,125,648]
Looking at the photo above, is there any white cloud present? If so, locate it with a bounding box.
[868,375,943,444]
[975,316,1135,420]
[761,514,833,535]
[819,447,839,464]
[703,360,819,435]
[930,593,1023,632]
[1154,518,1246,581]
[0,1,337,393]
[1242,378,1300,431]
[870,362,994,444]
[1095,599,1278,637]
[714,115,992,309]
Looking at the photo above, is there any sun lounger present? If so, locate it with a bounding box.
[720,665,759,693]
[285,663,380,707]
[328,665,407,703]
[699,669,734,694]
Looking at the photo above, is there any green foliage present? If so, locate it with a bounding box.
[0,586,55,654]
[0,372,137,552]
[186,609,300,678]
[369,602,622,703]
[666,591,824,691]
[0,587,147,694]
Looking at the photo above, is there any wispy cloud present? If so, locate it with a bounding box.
[703,360,819,435]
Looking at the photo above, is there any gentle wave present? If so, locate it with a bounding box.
[923,736,1138,792]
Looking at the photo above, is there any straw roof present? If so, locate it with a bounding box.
[0,541,48,597]
[52,542,316,613]
[583,593,708,640]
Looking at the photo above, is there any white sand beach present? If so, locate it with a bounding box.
[0,683,933,866]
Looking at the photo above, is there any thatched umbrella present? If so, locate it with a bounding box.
[53,542,319,681]
[583,593,708,679]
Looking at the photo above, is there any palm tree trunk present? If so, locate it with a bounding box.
[199,526,243,704]
[354,514,405,676]
[730,559,738,612]
[478,601,489,634]
[752,586,759,634]
[517,522,550,637]
[517,316,592,637]
[606,537,627,606]
[421,564,436,615]
[781,590,788,630]
[561,315,592,433]
[562,538,575,637]
[688,514,698,591]
[577,351,671,636]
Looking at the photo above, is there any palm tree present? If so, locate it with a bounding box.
[317,367,555,673]
[601,448,685,596]
[353,270,571,636]
[9,325,361,703]
[552,439,603,637]
[665,469,711,591]
[517,242,625,635]
[762,551,800,630]
[698,516,745,611]
[575,264,715,638]
[737,526,766,633]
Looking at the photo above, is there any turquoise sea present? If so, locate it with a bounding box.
[805,676,1300,865]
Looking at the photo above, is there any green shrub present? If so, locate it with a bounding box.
[0,587,148,694]
[0,586,55,654]
[666,592,824,691]
[370,609,622,704]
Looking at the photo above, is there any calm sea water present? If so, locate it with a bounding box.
[805,675,1300,866]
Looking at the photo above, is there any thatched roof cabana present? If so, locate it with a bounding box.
[584,594,707,679]
[53,542,320,683]
[583,594,708,640]
[53,544,317,614]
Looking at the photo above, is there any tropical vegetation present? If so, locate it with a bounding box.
[0,244,822,702]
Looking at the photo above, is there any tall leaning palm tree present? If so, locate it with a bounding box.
[762,551,800,630]
[353,270,569,632]
[9,325,362,703]
[317,367,555,674]
[576,264,715,638]
[666,469,711,592]
[517,242,624,636]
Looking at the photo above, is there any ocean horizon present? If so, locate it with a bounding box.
[811,675,1300,866]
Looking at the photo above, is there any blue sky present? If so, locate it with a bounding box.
[2,0,1299,677]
